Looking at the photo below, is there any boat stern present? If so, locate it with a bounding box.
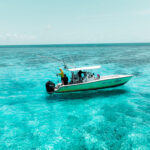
[45,81,55,94]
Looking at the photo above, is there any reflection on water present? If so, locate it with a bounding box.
[45,88,128,102]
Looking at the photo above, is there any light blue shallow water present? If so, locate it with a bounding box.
[0,44,150,149]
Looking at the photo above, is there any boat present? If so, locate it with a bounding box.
[46,65,133,94]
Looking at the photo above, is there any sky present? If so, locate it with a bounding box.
[0,0,150,45]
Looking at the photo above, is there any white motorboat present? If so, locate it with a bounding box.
[46,65,133,93]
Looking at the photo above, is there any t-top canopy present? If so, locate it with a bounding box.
[68,65,101,71]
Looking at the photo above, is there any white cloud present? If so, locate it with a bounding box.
[0,33,37,45]
[46,24,52,30]
[0,33,37,40]
[137,10,150,16]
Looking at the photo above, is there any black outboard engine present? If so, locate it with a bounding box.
[46,81,55,94]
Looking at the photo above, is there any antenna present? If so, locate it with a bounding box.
[69,55,76,69]
[62,59,68,69]
[36,54,71,70]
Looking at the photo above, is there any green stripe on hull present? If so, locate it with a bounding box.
[56,82,127,93]
[55,76,132,93]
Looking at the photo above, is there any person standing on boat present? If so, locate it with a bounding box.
[78,70,85,82]
[57,68,64,84]
[63,74,68,85]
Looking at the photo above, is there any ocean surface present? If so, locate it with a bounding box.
[0,43,150,150]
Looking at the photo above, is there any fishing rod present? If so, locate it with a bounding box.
[36,54,69,69]
[69,55,76,69]
[48,55,69,70]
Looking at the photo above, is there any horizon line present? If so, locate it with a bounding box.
[0,42,150,47]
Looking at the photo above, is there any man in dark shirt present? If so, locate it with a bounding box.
[63,74,68,85]
[78,70,85,82]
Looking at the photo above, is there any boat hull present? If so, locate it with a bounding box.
[55,75,133,93]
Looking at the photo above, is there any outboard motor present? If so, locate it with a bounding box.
[46,81,55,94]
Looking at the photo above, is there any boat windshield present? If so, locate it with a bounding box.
[69,70,96,84]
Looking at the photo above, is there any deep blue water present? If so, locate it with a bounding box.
[0,44,150,149]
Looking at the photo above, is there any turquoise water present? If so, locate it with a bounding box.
[0,44,150,149]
